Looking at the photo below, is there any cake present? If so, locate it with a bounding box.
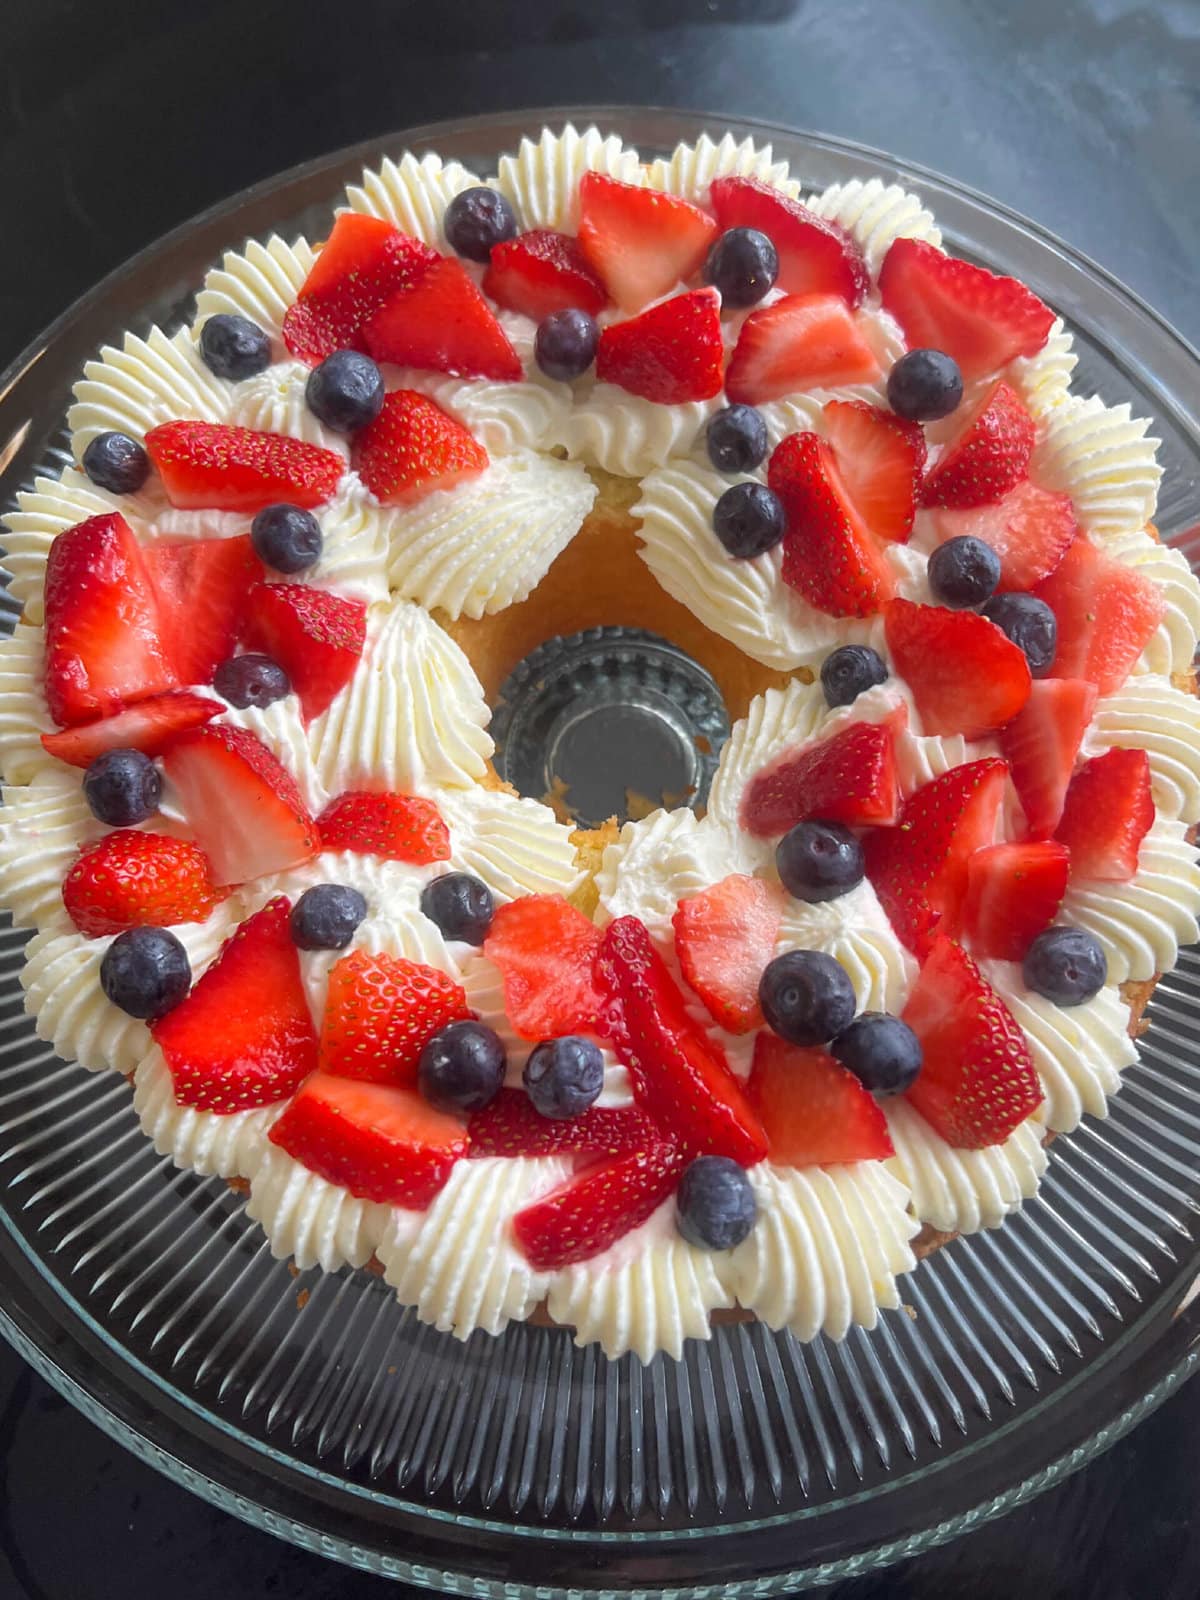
[2,124,1199,1365]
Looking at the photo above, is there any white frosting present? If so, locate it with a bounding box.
[194,234,317,342]
[776,887,917,1014]
[343,151,482,250]
[594,806,752,941]
[0,766,105,930]
[439,784,585,903]
[1104,530,1200,678]
[305,476,391,606]
[645,133,799,205]
[560,387,723,479]
[806,178,942,277]
[67,326,227,455]
[495,125,644,232]
[227,360,349,457]
[1010,318,1077,418]
[212,694,329,816]
[133,1046,282,1179]
[246,1144,394,1272]
[885,1100,1048,1235]
[1032,395,1162,541]
[0,623,52,784]
[1086,675,1200,824]
[409,364,567,456]
[707,676,825,823]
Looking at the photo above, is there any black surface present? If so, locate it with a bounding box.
[3,0,1200,1594]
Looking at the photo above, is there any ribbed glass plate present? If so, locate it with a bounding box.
[2,110,1200,1596]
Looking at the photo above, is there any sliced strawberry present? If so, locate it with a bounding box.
[281,212,439,364]
[363,257,522,380]
[768,431,896,618]
[594,288,724,404]
[468,1089,661,1159]
[879,238,1055,382]
[152,897,319,1113]
[513,1143,687,1270]
[161,724,319,886]
[902,934,1044,1147]
[1000,677,1097,837]
[1033,537,1165,696]
[63,831,229,937]
[40,690,221,768]
[269,1073,466,1207]
[822,399,926,544]
[863,758,1008,955]
[43,513,179,727]
[1055,747,1154,882]
[576,172,717,313]
[741,716,901,838]
[482,228,607,320]
[885,600,1031,737]
[352,389,488,505]
[595,915,768,1165]
[746,1034,893,1165]
[672,874,783,1034]
[961,841,1069,961]
[726,294,880,405]
[144,421,343,513]
[319,949,470,1086]
[710,176,869,306]
[928,480,1076,591]
[920,380,1036,510]
[482,894,604,1040]
[317,790,450,865]
[144,535,265,685]
[241,583,366,722]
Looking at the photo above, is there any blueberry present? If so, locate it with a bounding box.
[420,872,495,946]
[305,349,385,434]
[776,820,864,903]
[820,644,888,709]
[982,593,1057,677]
[444,186,518,262]
[759,950,857,1046]
[81,431,150,495]
[419,1019,506,1112]
[713,481,785,559]
[213,653,292,709]
[706,405,769,474]
[1023,926,1107,1006]
[82,748,162,826]
[676,1156,757,1250]
[523,1035,605,1120]
[702,227,779,308]
[100,926,191,1019]
[250,503,323,573]
[927,535,1001,609]
[289,884,368,951]
[831,1012,923,1097]
[198,313,271,381]
[534,308,598,381]
[886,348,964,422]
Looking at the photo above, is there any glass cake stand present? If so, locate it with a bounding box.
[2,109,1200,1596]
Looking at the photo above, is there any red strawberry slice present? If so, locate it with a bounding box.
[576,172,718,313]
[241,583,366,722]
[821,399,926,544]
[1055,747,1154,882]
[725,294,880,405]
[928,480,1077,591]
[281,212,439,364]
[1000,677,1097,837]
[513,1143,687,1270]
[740,714,902,838]
[482,894,604,1040]
[144,421,343,513]
[161,724,319,886]
[269,1073,466,1207]
[901,934,1044,1148]
[317,790,450,865]
[884,600,1031,737]
[672,873,783,1034]
[879,238,1055,382]
[746,1034,893,1165]
[595,915,769,1165]
[594,288,724,404]
[920,380,1036,510]
[960,841,1070,961]
[40,690,221,768]
[353,388,488,505]
[468,1089,661,1159]
[864,758,1008,955]
[63,831,229,937]
[1033,537,1165,696]
[482,228,607,320]
[43,513,180,727]
[319,949,470,1086]
[363,257,522,380]
[769,431,896,618]
[152,897,319,1113]
[144,535,265,685]
[710,176,869,306]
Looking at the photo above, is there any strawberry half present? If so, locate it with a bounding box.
[161,723,319,886]
[144,421,343,513]
[576,172,717,313]
[353,389,488,505]
[1000,677,1097,837]
[152,897,319,1113]
[746,1035,893,1165]
[63,831,229,937]
[363,257,522,380]
[672,873,783,1034]
[40,690,221,768]
[920,380,1036,510]
[513,1143,687,1271]
[902,934,1044,1148]
[725,294,880,405]
[241,583,366,722]
[468,1089,661,1159]
[710,176,869,305]
[884,600,1031,737]
[822,399,926,544]
[144,535,265,685]
[482,228,607,320]
[879,238,1055,382]
[319,949,470,1086]
[928,480,1077,591]
[482,894,604,1040]
[961,840,1070,961]
[740,715,902,838]
[316,790,450,865]
[594,288,724,404]
[1033,537,1165,696]
[1055,747,1154,882]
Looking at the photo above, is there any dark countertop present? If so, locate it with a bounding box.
[3,1,1200,1595]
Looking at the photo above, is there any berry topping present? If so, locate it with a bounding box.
[364,257,523,380]
[758,949,857,1046]
[40,691,220,769]
[672,873,783,1034]
[198,313,271,381]
[741,715,901,836]
[886,348,964,422]
[884,599,1031,736]
[444,186,518,262]
[289,883,367,951]
[577,172,718,313]
[483,894,604,1039]
[1033,536,1166,696]
[725,294,880,405]
[746,1034,894,1164]
[144,421,343,513]
[776,820,865,903]
[468,1090,661,1159]
[64,831,228,938]
[242,582,366,722]
[927,535,1001,608]
[144,534,265,686]
[81,430,150,495]
[419,871,495,946]
[980,592,1058,677]
[595,288,725,404]
[830,1012,923,1098]
[821,399,926,545]
[820,644,888,708]
[533,309,600,381]
[483,229,607,320]
[320,949,470,1086]
[712,481,786,559]
[676,1155,758,1250]
[961,840,1070,961]
[513,1143,687,1271]
[212,653,291,710]
[1022,926,1108,1007]
[282,213,438,364]
[317,790,450,866]
[928,481,1077,592]
[100,926,191,1020]
[1000,677,1097,837]
[418,1018,507,1112]
[82,747,162,826]
[251,503,323,574]
[709,177,868,305]
[1055,747,1154,882]
[304,349,385,434]
[702,227,778,307]
[706,404,769,474]
[919,380,1036,510]
[523,1035,606,1120]
[353,388,489,505]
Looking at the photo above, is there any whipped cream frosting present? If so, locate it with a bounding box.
[247,1144,395,1273]
[1010,318,1077,419]
[0,622,55,785]
[1086,675,1200,824]
[345,152,484,249]
[67,326,228,458]
[804,178,942,277]
[776,888,916,1015]
[493,126,643,233]
[1032,395,1163,542]
[194,234,316,343]
[645,132,799,205]
[0,765,105,930]
[885,1100,1047,1235]
[134,1046,283,1180]
[1108,530,1200,678]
